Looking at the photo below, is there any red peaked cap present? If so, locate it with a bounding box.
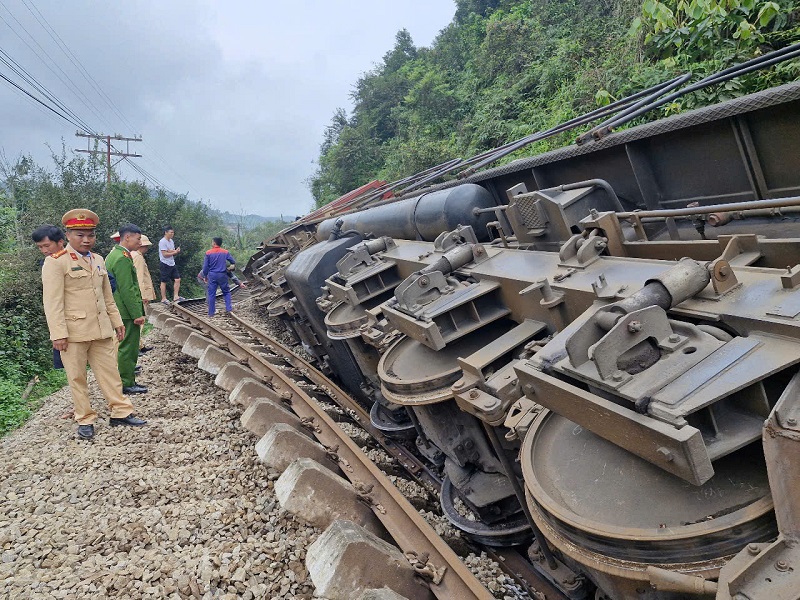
[62,208,99,229]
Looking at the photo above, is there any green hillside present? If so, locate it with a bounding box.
[308,0,799,207]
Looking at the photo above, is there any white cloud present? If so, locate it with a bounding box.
[0,0,455,216]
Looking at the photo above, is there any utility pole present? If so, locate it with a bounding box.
[75,132,142,185]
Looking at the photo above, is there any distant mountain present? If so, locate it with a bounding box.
[210,210,288,228]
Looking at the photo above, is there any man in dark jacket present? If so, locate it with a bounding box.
[106,224,147,394]
[200,237,235,317]
[32,224,66,371]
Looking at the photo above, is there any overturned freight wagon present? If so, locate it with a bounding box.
[246,77,800,600]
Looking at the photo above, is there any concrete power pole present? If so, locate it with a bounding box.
[75,132,142,185]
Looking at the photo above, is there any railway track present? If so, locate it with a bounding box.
[148,286,570,600]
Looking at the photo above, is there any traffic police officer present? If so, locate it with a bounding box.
[106,223,148,394]
[42,209,146,440]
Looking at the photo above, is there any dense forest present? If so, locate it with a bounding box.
[308,0,800,207]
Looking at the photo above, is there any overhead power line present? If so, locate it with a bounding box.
[140,142,204,198]
[0,69,82,127]
[0,47,94,132]
[0,1,201,198]
[129,161,163,188]
[124,156,172,192]
[0,1,109,132]
[19,0,137,133]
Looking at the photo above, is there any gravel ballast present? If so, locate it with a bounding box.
[0,329,318,600]
[1,306,532,600]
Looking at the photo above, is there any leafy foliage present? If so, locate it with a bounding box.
[638,0,793,57]
[227,218,296,262]
[0,151,224,435]
[632,0,799,103]
[307,0,799,206]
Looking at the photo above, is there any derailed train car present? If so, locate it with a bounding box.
[247,80,800,599]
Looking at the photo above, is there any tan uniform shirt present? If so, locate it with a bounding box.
[132,250,156,302]
[42,243,123,342]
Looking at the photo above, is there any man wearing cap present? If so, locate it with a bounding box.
[41,209,146,440]
[132,235,156,305]
[106,224,148,394]
[132,234,156,353]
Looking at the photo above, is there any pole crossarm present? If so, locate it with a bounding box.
[75,149,142,157]
[75,131,142,184]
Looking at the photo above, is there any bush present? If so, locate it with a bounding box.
[0,152,224,434]
[0,289,68,435]
[307,0,799,205]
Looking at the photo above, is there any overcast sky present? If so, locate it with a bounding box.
[0,0,456,217]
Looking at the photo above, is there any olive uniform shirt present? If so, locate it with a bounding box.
[41,244,123,341]
[106,246,145,320]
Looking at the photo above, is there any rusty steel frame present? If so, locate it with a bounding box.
[171,302,495,600]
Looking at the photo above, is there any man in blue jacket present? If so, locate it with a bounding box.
[200,237,235,317]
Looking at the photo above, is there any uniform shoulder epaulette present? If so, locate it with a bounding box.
[50,249,68,259]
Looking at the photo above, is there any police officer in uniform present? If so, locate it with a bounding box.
[132,234,156,354]
[106,223,148,394]
[132,234,156,306]
[41,209,147,440]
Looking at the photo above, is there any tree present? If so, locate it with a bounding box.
[320,108,348,156]
[455,0,505,21]
[306,0,799,210]
[381,29,418,74]
[0,152,224,433]
[352,30,418,141]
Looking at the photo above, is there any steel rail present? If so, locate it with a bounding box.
[223,308,572,599]
[575,73,692,144]
[483,547,570,600]
[588,42,800,141]
[226,312,441,489]
[170,302,494,600]
[171,295,571,599]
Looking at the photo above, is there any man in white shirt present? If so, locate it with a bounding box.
[158,225,183,303]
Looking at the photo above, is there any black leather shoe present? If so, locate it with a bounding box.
[110,414,147,427]
[77,424,94,439]
[139,346,153,355]
[122,384,148,394]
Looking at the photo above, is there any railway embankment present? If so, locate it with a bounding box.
[0,329,318,599]
[0,311,527,600]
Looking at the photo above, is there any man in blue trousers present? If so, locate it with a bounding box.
[200,237,235,317]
